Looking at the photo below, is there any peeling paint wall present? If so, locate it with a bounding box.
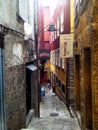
[0,0,36,130]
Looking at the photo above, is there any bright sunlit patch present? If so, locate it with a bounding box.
[42,0,49,6]
[42,0,58,15]
[42,0,58,7]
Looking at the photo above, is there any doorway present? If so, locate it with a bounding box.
[74,55,81,125]
[0,36,6,130]
[26,68,31,115]
[41,71,47,83]
[26,64,38,125]
[83,48,92,129]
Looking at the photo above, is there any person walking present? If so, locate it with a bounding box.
[47,79,51,89]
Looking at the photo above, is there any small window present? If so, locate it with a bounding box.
[57,17,60,36]
[53,51,55,64]
[54,23,57,40]
[56,76,58,84]
[55,50,58,65]
[58,80,61,87]
[61,58,65,69]
[58,49,60,67]
[60,9,64,33]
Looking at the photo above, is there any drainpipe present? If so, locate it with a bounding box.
[34,0,40,117]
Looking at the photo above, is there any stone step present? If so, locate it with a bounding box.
[26,109,35,127]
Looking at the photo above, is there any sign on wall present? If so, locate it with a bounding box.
[60,34,74,58]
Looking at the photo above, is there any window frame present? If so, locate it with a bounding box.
[62,83,65,94]
[60,9,64,33]
[57,17,60,37]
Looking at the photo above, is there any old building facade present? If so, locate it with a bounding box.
[50,0,74,114]
[0,0,38,130]
[38,0,51,84]
[74,0,98,130]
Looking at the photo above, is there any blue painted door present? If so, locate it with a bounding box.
[0,37,6,130]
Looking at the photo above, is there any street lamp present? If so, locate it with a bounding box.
[47,24,57,32]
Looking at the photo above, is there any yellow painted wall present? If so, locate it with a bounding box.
[45,60,66,82]
[44,60,51,80]
[70,0,74,33]
[50,63,66,83]
[49,0,75,85]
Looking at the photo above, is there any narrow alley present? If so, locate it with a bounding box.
[0,0,98,130]
[22,84,81,130]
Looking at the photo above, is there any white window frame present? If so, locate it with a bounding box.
[57,18,59,36]
[58,49,60,67]
[55,50,58,66]
[60,9,64,33]
[61,58,65,69]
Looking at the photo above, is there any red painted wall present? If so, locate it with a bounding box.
[38,0,44,49]
[44,7,50,43]
[38,4,51,50]
[50,0,70,51]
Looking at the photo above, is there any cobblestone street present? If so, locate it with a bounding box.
[21,84,81,130]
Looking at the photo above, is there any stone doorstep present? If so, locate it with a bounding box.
[21,129,31,130]
[26,109,35,127]
[21,127,38,130]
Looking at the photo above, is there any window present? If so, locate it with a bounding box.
[56,76,58,84]
[58,49,61,67]
[50,51,55,64]
[54,23,57,40]
[53,51,55,64]
[52,33,54,42]
[50,51,52,63]
[57,18,60,36]
[61,58,65,69]
[55,50,58,66]
[58,80,61,87]
[60,10,64,33]
[54,74,56,85]
[18,0,28,22]
[62,84,65,94]
[53,51,55,65]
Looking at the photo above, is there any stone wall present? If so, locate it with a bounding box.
[4,33,29,130]
[74,0,98,130]
[5,64,26,130]
[0,0,37,130]
[66,58,74,105]
[92,1,98,129]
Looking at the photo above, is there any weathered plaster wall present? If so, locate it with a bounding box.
[4,33,29,130]
[74,1,92,129]
[0,0,24,32]
[74,0,98,130]
[0,0,34,130]
[91,1,98,129]
[5,64,26,130]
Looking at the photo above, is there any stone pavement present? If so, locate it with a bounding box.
[21,84,81,130]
